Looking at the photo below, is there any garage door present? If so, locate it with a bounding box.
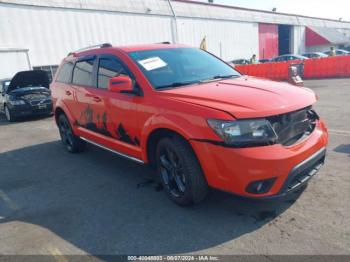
[259,23,279,59]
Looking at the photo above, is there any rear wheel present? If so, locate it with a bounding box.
[57,114,86,153]
[4,105,15,122]
[156,136,208,206]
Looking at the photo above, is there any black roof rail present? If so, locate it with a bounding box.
[156,41,171,44]
[100,43,112,48]
[67,43,112,56]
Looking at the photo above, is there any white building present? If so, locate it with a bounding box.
[1,0,350,79]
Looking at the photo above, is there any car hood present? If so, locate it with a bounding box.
[160,76,317,119]
[9,86,51,98]
[7,70,50,93]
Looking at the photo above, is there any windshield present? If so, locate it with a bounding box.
[129,48,241,89]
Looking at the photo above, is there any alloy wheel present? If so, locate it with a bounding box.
[159,146,187,198]
[58,116,74,149]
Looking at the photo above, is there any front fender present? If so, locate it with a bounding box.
[140,113,211,162]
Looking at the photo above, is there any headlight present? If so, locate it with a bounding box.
[207,118,278,147]
[8,96,26,105]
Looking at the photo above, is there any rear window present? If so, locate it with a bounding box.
[56,62,73,83]
[72,59,95,86]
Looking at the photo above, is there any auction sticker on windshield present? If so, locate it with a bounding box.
[138,57,167,71]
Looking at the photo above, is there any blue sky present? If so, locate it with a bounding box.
[195,0,350,21]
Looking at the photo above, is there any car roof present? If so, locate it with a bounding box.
[325,49,349,52]
[273,54,308,60]
[279,54,302,57]
[303,52,327,56]
[232,59,248,61]
[118,43,188,52]
[71,43,190,58]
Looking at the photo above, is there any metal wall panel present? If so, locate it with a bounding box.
[0,0,173,16]
[2,0,350,29]
[1,0,349,68]
[172,1,350,29]
[0,3,173,66]
[173,1,297,25]
[291,26,306,55]
[306,44,335,53]
[177,18,259,61]
[0,50,31,78]
[339,29,350,38]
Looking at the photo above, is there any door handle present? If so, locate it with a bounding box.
[84,93,101,102]
[92,96,102,102]
[66,90,72,96]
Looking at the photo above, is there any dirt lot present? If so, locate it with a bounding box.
[0,78,349,257]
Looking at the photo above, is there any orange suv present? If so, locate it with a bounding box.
[51,43,328,206]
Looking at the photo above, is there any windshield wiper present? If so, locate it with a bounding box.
[214,74,239,79]
[156,75,239,89]
[157,80,199,89]
[200,74,239,83]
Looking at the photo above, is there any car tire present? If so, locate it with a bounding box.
[4,105,15,122]
[57,113,86,153]
[156,135,208,206]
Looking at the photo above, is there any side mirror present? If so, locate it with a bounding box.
[108,76,134,94]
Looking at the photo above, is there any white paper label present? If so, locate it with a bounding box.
[138,57,167,71]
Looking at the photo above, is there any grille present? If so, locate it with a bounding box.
[22,93,48,100]
[286,160,324,193]
[279,147,326,194]
[29,98,52,106]
[267,107,318,146]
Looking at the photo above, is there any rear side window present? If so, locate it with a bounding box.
[72,60,95,86]
[97,58,128,89]
[56,62,73,83]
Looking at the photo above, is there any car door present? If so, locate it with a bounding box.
[74,54,143,159]
[71,56,98,129]
[95,55,142,150]
[53,61,76,119]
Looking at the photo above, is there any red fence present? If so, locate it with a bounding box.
[235,56,350,81]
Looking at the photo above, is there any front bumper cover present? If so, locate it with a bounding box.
[8,102,53,117]
[189,120,328,198]
[278,147,326,194]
